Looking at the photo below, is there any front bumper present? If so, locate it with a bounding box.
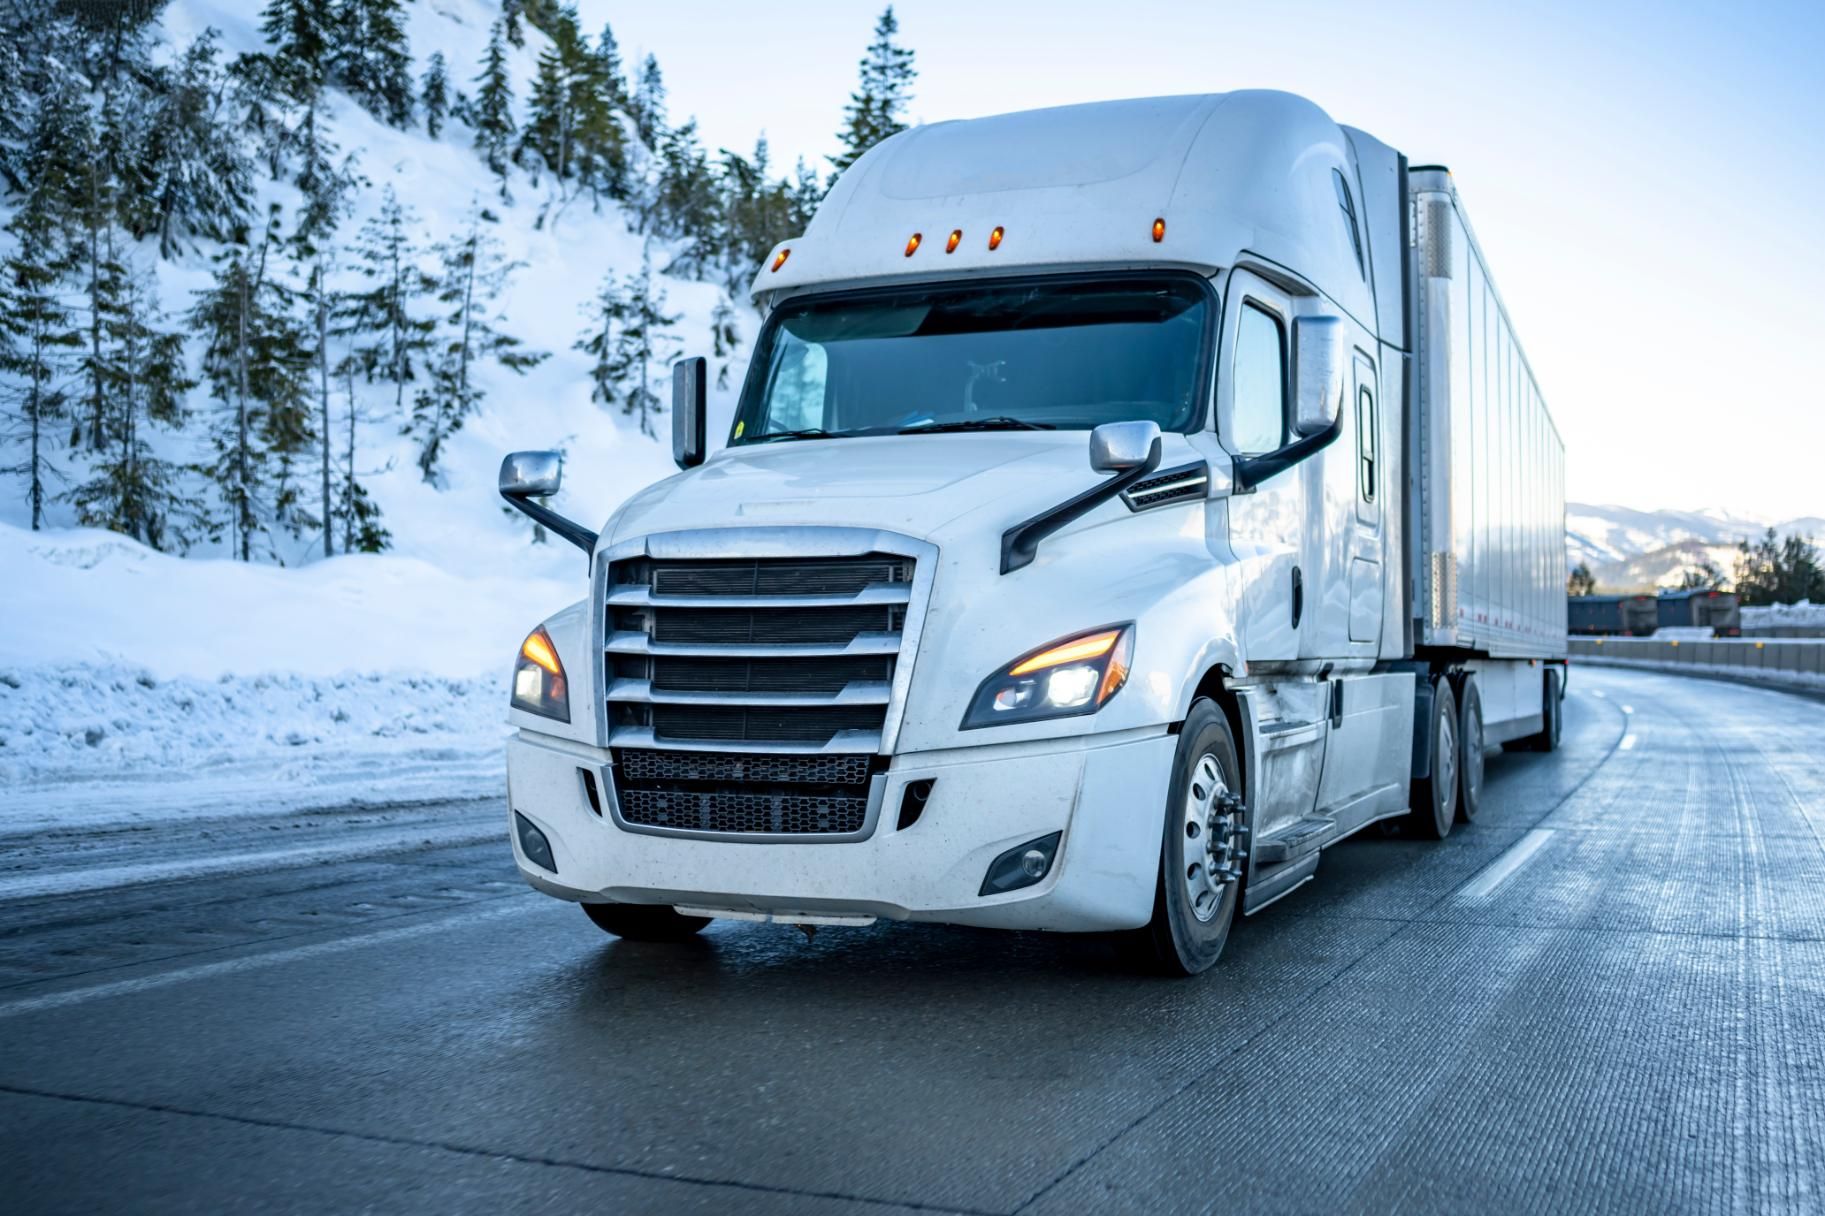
[505,728,1174,933]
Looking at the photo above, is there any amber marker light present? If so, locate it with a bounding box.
[945,229,963,253]
[904,232,923,257]
[1151,217,1166,243]
[988,226,1005,250]
[770,247,790,272]
[1009,629,1122,677]
[521,630,561,675]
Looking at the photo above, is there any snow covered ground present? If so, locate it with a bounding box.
[0,522,584,828]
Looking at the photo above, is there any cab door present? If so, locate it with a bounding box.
[1218,269,1305,664]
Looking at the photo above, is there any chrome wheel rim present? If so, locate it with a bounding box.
[1182,752,1239,924]
[1463,701,1483,803]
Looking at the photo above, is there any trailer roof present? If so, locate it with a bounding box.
[754,91,1380,331]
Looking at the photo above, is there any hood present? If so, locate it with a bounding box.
[605,431,1197,547]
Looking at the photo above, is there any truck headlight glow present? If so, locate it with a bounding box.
[511,626,570,722]
[961,625,1133,729]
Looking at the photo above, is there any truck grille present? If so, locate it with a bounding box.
[611,746,881,838]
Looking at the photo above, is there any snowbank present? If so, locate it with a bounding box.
[0,522,583,825]
[1743,601,1825,630]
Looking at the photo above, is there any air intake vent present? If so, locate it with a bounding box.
[1121,462,1209,511]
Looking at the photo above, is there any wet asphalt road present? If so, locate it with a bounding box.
[2,666,1823,1214]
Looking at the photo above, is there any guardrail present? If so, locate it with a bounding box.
[1570,636,1825,693]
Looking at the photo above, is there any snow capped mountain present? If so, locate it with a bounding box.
[1567,503,1825,590]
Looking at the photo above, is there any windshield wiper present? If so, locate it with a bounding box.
[897,416,1056,434]
[751,427,843,444]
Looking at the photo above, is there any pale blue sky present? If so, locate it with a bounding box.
[582,0,1825,520]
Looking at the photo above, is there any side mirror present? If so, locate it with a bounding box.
[1292,315,1346,436]
[499,450,562,498]
[498,450,598,557]
[672,356,707,469]
[1089,420,1162,473]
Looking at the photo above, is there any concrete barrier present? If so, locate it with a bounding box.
[1570,637,1825,698]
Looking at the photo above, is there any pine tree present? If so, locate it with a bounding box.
[1566,562,1595,597]
[411,205,546,482]
[472,21,516,199]
[0,189,82,531]
[292,152,357,559]
[68,258,208,550]
[831,6,916,174]
[191,206,314,561]
[333,0,415,128]
[501,0,526,48]
[260,0,333,97]
[710,293,741,391]
[652,119,718,272]
[339,186,437,420]
[132,30,256,256]
[1735,529,1825,606]
[421,51,449,139]
[0,39,28,193]
[519,7,586,188]
[629,54,666,149]
[594,21,626,110]
[576,248,679,439]
[790,157,825,229]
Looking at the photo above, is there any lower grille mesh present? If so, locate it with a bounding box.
[614,749,873,787]
[618,788,869,835]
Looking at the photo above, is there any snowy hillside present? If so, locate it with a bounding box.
[0,0,795,820]
[1567,503,1825,589]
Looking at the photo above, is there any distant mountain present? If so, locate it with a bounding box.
[1567,504,1825,592]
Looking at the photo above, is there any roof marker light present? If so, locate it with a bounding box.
[905,232,923,257]
[945,229,962,254]
[1151,217,1166,243]
[771,247,790,272]
[988,226,1004,251]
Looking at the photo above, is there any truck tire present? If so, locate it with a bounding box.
[1456,674,1484,824]
[1513,669,1562,753]
[1409,679,1459,840]
[1131,699,1245,977]
[582,903,711,941]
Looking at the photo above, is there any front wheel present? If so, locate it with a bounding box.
[582,902,711,941]
[1129,699,1246,977]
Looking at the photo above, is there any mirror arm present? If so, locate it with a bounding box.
[1000,438,1162,575]
[499,488,599,557]
[1232,413,1344,493]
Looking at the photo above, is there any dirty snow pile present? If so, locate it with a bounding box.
[0,523,580,824]
[1742,601,1825,631]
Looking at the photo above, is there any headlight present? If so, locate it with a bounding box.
[961,624,1134,729]
[511,626,570,722]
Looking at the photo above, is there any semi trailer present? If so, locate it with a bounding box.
[1568,593,1659,636]
[499,91,1567,975]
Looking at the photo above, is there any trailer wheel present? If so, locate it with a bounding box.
[1129,699,1244,977]
[1409,679,1458,840]
[582,903,711,941]
[1456,675,1484,824]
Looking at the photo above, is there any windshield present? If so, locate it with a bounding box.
[731,275,1212,443]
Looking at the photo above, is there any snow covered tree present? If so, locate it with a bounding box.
[831,6,915,175]
[1566,562,1595,597]
[332,0,415,129]
[594,21,627,111]
[0,39,28,193]
[472,21,515,199]
[421,51,449,139]
[339,186,437,420]
[652,120,718,272]
[500,0,526,48]
[576,248,679,439]
[131,30,256,256]
[519,7,586,187]
[629,54,666,148]
[411,206,546,482]
[190,206,314,561]
[0,190,82,531]
[1735,529,1825,606]
[329,353,391,553]
[709,293,742,391]
[260,0,333,96]
[68,258,208,551]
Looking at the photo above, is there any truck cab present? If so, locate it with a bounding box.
[499,91,1566,974]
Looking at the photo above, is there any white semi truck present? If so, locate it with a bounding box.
[498,91,1566,974]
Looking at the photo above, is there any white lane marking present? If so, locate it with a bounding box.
[0,824,502,903]
[1620,734,1637,750]
[0,897,544,1020]
[1457,829,1555,903]
[1621,704,1635,715]
[1591,690,1607,699]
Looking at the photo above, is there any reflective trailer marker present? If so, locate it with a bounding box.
[904,232,923,257]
